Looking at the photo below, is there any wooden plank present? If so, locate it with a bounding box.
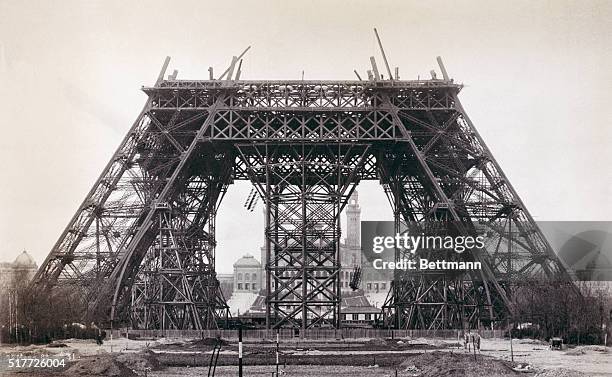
[370,57,380,80]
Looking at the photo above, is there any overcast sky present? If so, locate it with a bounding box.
[0,0,610,273]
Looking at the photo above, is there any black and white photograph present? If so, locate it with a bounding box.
[0,1,611,376]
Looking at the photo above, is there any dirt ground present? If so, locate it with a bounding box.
[480,338,610,376]
[0,336,609,376]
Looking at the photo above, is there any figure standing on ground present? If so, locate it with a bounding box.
[464,330,471,351]
[472,331,481,353]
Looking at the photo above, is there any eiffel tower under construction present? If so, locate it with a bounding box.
[30,34,573,332]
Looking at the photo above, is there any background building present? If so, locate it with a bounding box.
[233,254,261,293]
[0,250,37,292]
[216,273,234,300]
[340,191,362,291]
[0,250,38,334]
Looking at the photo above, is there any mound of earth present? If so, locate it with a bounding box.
[399,351,520,377]
[566,345,608,356]
[581,345,609,353]
[518,339,548,345]
[411,337,451,348]
[116,351,162,371]
[534,369,587,377]
[64,355,137,377]
[367,338,387,346]
[48,342,68,348]
[190,337,229,347]
[566,348,587,356]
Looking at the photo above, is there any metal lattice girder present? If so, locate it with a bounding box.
[236,143,370,329]
[144,80,457,112]
[32,70,574,330]
[130,206,228,330]
[383,276,502,330]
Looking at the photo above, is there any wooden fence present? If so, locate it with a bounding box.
[108,328,505,340]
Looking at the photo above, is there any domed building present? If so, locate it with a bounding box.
[0,250,38,291]
[0,250,38,328]
[13,250,37,269]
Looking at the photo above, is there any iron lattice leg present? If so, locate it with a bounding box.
[130,202,228,330]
